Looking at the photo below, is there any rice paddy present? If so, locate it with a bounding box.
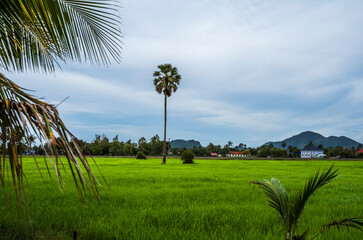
[0,157,362,239]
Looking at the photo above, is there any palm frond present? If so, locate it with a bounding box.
[0,73,103,202]
[322,217,363,231]
[250,178,289,222]
[153,64,181,97]
[0,0,122,73]
[291,165,338,222]
[310,217,363,240]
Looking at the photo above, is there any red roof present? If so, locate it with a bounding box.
[230,151,244,154]
[356,149,363,154]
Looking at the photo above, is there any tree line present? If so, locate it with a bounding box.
[23,136,362,158]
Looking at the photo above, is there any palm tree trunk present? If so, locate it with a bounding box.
[162,93,167,164]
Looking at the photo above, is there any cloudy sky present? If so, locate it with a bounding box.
[8,0,363,147]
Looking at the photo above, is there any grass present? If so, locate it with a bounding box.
[0,157,362,239]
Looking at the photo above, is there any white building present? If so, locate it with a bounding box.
[300,146,324,158]
[227,151,251,157]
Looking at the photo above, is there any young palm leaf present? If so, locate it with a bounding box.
[290,165,339,226]
[251,165,362,240]
[250,178,289,222]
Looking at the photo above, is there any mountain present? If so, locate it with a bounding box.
[265,131,362,149]
[170,139,202,149]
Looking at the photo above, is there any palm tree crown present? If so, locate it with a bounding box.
[153,64,181,97]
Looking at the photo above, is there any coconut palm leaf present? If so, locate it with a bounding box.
[310,217,363,240]
[0,0,122,73]
[0,0,122,203]
[0,73,102,202]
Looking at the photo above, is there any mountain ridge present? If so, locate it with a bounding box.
[265,131,362,149]
[170,139,202,149]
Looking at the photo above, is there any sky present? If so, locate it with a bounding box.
[7,0,363,147]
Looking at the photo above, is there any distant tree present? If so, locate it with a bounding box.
[339,147,353,158]
[242,149,251,156]
[26,134,36,153]
[181,149,195,164]
[138,137,146,146]
[91,134,110,155]
[110,135,123,156]
[251,165,363,240]
[206,143,217,153]
[270,148,287,157]
[249,148,258,156]
[171,148,180,156]
[150,134,160,142]
[77,139,92,155]
[281,141,286,148]
[136,151,147,159]
[288,145,293,153]
[318,144,324,150]
[226,141,233,155]
[138,137,149,155]
[123,143,133,156]
[221,142,233,157]
[150,134,163,156]
[100,135,110,155]
[239,143,244,150]
[288,145,300,158]
[153,64,181,164]
[358,144,362,150]
[325,147,340,157]
[33,145,44,155]
[257,146,271,157]
[305,140,314,148]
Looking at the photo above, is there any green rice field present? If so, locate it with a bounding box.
[0,157,362,239]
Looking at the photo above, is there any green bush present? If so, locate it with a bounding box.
[181,149,195,164]
[136,151,147,159]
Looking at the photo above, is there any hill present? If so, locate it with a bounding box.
[265,131,362,149]
[170,139,202,149]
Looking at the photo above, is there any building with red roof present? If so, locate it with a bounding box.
[227,151,251,157]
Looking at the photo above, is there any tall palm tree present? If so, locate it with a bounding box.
[251,165,363,240]
[153,64,181,164]
[0,0,122,202]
